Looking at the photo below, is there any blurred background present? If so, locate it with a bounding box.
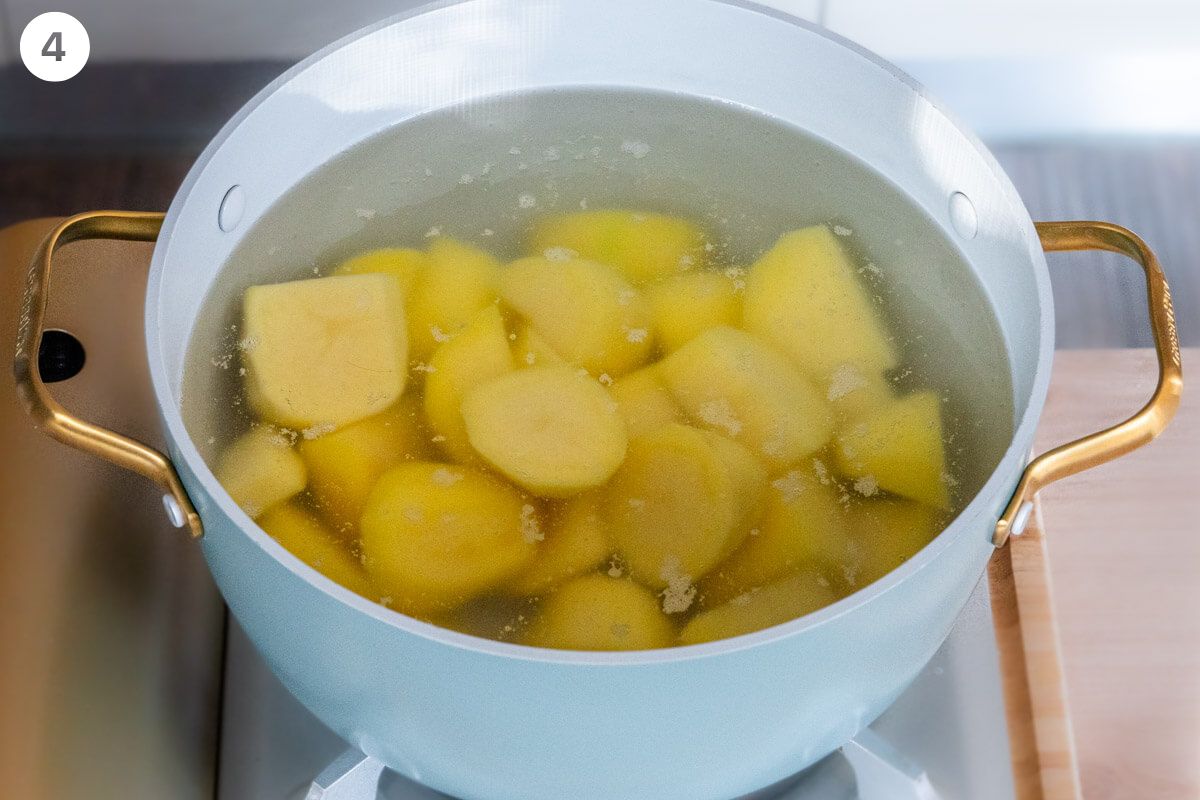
[0,0,1198,346]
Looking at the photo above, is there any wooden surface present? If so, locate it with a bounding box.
[1033,348,1199,800]
[991,505,1083,800]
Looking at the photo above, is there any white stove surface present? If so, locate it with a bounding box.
[216,575,1014,800]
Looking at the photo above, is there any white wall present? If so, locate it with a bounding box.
[5,0,1197,64]
[824,0,1200,59]
[0,0,821,63]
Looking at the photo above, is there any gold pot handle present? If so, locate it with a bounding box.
[993,220,1183,546]
[13,211,203,538]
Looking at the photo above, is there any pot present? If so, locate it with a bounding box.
[13,2,1182,798]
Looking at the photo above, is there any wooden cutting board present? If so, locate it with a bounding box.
[994,348,1198,800]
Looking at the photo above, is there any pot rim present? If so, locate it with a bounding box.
[145,0,1054,667]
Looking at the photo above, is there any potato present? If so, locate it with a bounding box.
[507,493,611,596]
[216,426,307,519]
[743,225,898,381]
[333,247,430,295]
[258,502,376,599]
[243,274,408,429]
[823,363,895,423]
[606,424,766,589]
[299,397,431,532]
[835,391,950,509]
[461,366,628,497]
[609,366,685,438]
[407,238,500,361]
[701,466,852,606]
[512,322,566,367]
[529,209,707,285]
[659,326,833,468]
[499,256,652,376]
[424,306,515,462]
[847,499,944,588]
[359,463,536,614]
[679,570,835,645]
[524,575,674,651]
[646,271,740,351]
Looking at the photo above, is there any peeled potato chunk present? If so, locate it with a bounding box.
[524,575,674,651]
[333,247,430,296]
[424,306,514,463]
[407,238,500,361]
[646,271,740,351]
[299,397,431,533]
[529,209,707,285]
[259,502,376,599]
[824,363,895,423]
[508,493,612,596]
[702,466,852,606]
[216,426,307,519]
[607,424,766,589]
[243,274,408,429]
[609,366,685,438]
[835,391,950,509]
[512,322,567,367]
[499,256,652,377]
[360,463,536,614]
[847,499,944,589]
[461,366,628,497]
[659,326,833,468]
[744,225,898,381]
[680,570,835,646]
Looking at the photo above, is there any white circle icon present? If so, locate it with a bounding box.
[20,12,90,82]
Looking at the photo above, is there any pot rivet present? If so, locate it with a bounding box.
[162,494,187,528]
[218,185,245,232]
[948,191,978,240]
[1010,500,1034,537]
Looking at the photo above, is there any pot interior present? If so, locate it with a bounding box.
[181,85,1013,516]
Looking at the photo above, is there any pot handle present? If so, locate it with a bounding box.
[993,220,1182,546]
[13,211,203,538]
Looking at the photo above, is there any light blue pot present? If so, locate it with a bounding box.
[139,3,1054,798]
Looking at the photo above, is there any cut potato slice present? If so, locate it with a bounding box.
[823,363,895,423]
[461,366,628,497]
[359,463,536,614]
[243,273,408,429]
[743,225,898,380]
[507,493,612,596]
[407,238,500,361]
[299,397,431,533]
[609,366,685,438]
[680,570,835,645]
[835,391,950,509]
[529,209,706,285]
[499,256,652,376]
[259,503,376,599]
[659,326,833,468]
[606,424,766,589]
[524,575,674,651]
[333,247,430,296]
[847,498,944,589]
[216,426,307,519]
[424,306,514,463]
[702,466,852,606]
[646,271,740,351]
[512,322,566,367]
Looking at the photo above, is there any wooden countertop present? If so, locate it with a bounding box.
[1035,348,1198,800]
